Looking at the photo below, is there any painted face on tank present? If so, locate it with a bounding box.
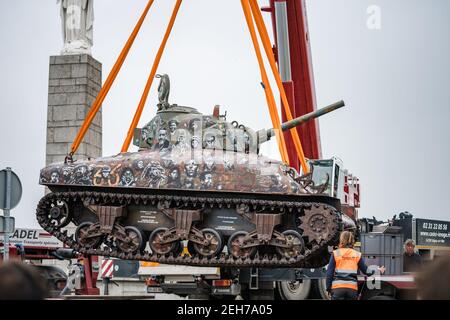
[50,171,60,184]
[191,136,201,149]
[204,134,216,149]
[101,166,111,179]
[120,168,135,186]
[136,160,145,170]
[149,162,164,179]
[74,165,90,181]
[169,168,180,180]
[62,166,74,182]
[158,129,168,143]
[75,165,86,176]
[73,165,91,184]
[204,156,216,172]
[177,131,187,144]
[168,120,178,133]
[185,160,199,178]
[223,157,235,171]
[201,172,213,188]
[141,127,150,142]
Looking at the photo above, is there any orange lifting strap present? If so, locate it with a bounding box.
[248,0,309,174]
[69,0,155,157]
[121,0,183,153]
[241,0,290,164]
[69,0,309,173]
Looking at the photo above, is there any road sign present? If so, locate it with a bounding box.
[101,259,114,279]
[0,167,22,261]
[0,168,22,210]
[0,216,15,234]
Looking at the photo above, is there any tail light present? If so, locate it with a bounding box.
[212,279,232,287]
[145,278,159,287]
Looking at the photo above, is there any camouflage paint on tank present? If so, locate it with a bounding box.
[40,149,304,194]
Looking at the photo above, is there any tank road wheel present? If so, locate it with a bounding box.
[276,230,305,259]
[48,200,71,228]
[149,227,177,255]
[193,228,223,258]
[75,222,102,249]
[227,231,256,259]
[117,226,144,254]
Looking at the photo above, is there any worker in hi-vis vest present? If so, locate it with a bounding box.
[326,231,386,300]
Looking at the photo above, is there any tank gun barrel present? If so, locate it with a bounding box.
[260,100,345,143]
[281,100,345,132]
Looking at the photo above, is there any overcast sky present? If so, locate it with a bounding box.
[1,0,449,228]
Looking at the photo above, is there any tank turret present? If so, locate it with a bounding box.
[133,76,345,154]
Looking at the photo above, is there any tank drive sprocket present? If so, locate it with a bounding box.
[299,204,339,246]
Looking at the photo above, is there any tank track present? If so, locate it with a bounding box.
[36,190,341,268]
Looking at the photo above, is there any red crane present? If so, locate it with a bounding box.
[262,1,360,219]
[262,0,321,171]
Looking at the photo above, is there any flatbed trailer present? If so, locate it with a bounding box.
[140,215,449,300]
[139,264,418,300]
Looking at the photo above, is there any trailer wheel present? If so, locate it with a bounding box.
[276,279,311,300]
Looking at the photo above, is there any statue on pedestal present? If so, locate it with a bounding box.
[57,0,94,55]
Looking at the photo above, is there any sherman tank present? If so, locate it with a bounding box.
[37,75,353,268]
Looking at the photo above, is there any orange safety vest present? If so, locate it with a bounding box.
[331,248,361,291]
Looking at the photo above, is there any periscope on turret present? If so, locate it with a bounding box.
[37,75,348,269]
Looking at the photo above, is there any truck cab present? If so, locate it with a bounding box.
[306,157,360,221]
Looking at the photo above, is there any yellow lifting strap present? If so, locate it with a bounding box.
[248,0,309,174]
[121,0,183,153]
[241,0,290,164]
[69,0,156,157]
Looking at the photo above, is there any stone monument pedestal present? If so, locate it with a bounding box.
[43,54,103,271]
[46,54,102,165]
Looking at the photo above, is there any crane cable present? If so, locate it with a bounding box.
[68,0,155,159]
[248,0,309,174]
[241,0,290,164]
[121,0,183,153]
